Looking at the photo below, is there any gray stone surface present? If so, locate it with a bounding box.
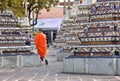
[117,58,120,75]
[57,51,73,61]
[74,58,85,73]
[0,57,2,66]
[57,53,70,61]
[49,47,62,56]
[84,58,89,73]
[63,58,74,73]
[0,47,120,81]
[48,47,65,61]
[57,52,65,61]
[63,57,120,75]
[0,54,41,68]
[21,55,41,67]
[88,58,116,75]
[1,56,18,68]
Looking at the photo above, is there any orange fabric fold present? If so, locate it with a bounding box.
[34,32,47,58]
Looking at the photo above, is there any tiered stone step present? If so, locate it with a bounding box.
[63,56,120,75]
[62,1,120,75]
[0,11,40,68]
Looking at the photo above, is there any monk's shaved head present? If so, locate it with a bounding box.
[39,28,43,32]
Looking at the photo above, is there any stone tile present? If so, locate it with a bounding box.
[63,58,74,73]
[43,78,55,81]
[57,77,68,80]
[79,78,94,81]
[21,55,41,67]
[110,80,120,81]
[0,57,2,67]
[0,48,119,81]
[117,58,120,75]
[74,58,85,73]
[1,56,19,67]
[88,58,116,75]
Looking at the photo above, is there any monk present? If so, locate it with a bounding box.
[34,28,48,65]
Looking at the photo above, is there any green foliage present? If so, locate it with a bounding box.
[0,0,8,11]
[8,0,25,17]
[17,22,22,28]
[0,0,25,17]
[0,0,58,26]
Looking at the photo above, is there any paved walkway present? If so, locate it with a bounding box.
[0,47,120,81]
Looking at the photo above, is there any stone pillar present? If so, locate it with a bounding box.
[71,0,80,16]
[51,31,54,45]
[82,0,97,5]
[63,0,69,20]
[67,0,71,19]
[23,0,29,25]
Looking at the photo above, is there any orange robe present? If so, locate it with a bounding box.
[34,32,47,58]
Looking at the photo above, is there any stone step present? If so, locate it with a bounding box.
[0,54,41,68]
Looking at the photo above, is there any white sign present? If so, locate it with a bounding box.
[34,18,63,29]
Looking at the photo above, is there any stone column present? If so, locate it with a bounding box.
[82,0,96,5]
[23,0,29,25]
[51,31,54,45]
[71,0,80,16]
